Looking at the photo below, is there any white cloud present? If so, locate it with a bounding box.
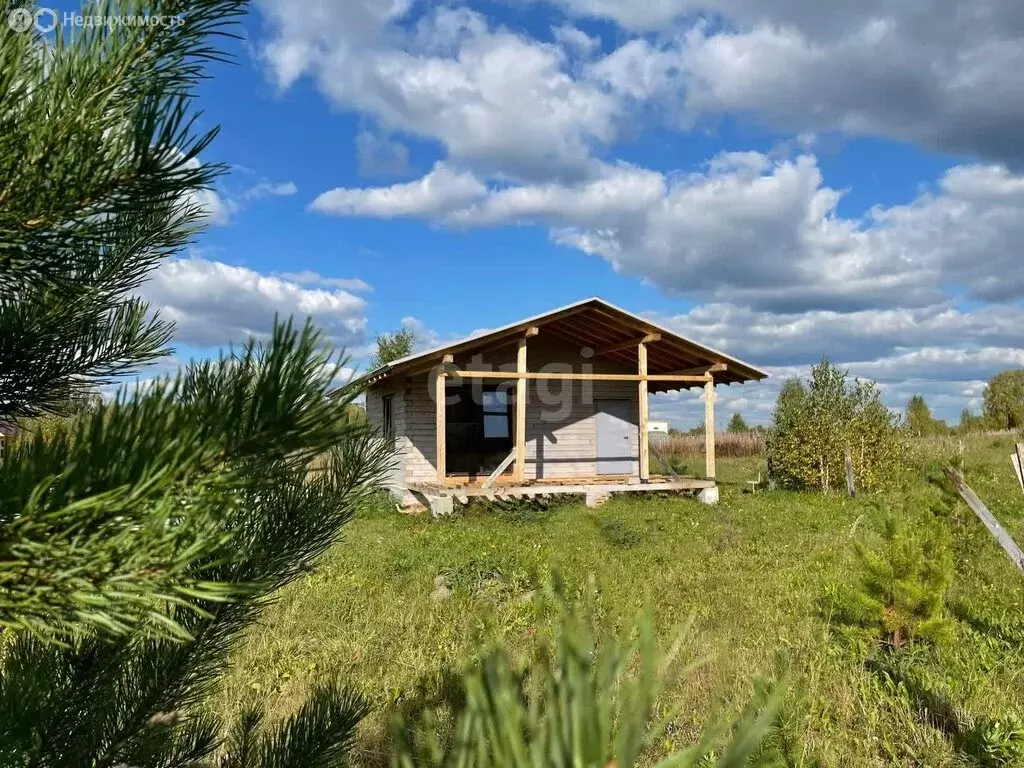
[255,3,618,180]
[139,258,368,349]
[552,24,600,55]
[550,0,1024,165]
[242,180,298,200]
[654,302,1024,369]
[277,270,373,292]
[647,303,1024,426]
[312,152,1024,312]
[310,162,487,218]
[190,186,237,226]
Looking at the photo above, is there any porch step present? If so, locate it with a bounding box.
[585,489,611,508]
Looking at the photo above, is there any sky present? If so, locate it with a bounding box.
[130,0,1024,428]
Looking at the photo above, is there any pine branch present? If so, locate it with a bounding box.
[0,320,384,642]
[246,683,370,768]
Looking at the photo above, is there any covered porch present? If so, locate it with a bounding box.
[361,298,767,514]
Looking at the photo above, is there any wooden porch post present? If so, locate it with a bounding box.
[435,368,446,485]
[704,377,716,479]
[514,337,527,483]
[638,341,649,482]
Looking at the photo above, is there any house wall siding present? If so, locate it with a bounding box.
[368,335,642,484]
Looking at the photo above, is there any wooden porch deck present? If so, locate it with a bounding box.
[406,475,717,513]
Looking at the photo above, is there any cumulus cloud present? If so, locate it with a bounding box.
[242,180,298,200]
[551,24,600,55]
[552,0,1024,165]
[311,152,1024,312]
[139,258,368,349]
[647,303,1024,426]
[654,303,1024,369]
[256,0,1024,174]
[255,2,618,180]
[310,163,487,218]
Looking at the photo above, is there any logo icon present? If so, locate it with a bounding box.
[34,7,56,32]
[6,8,33,32]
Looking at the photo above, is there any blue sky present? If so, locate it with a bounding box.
[131,0,1024,428]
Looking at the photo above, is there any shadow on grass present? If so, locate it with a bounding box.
[356,664,468,768]
[867,655,1024,766]
[591,516,645,548]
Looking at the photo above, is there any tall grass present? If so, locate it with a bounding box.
[653,432,766,460]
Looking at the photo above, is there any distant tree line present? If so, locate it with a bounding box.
[905,368,1024,436]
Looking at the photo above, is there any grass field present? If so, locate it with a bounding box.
[215,434,1024,766]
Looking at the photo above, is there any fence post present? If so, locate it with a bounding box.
[844,448,855,497]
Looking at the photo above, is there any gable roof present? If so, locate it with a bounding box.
[362,297,768,393]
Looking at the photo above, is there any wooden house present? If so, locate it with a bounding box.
[363,298,767,512]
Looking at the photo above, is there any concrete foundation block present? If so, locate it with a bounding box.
[428,495,454,517]
[697,486,720,505]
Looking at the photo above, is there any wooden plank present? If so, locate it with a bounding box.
[514,337,528,482]
[452,370,710,383]
[592,332,661,356]
[844,448,855,497]
[482,448,517,489]
[665,362,727,376]
[435,370,446,485]
[704,379,716,479]
[1012,443,1024,493]
[638,340,650,482]
[945,467,1024,574]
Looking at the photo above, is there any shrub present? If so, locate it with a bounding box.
[767,359,903,492]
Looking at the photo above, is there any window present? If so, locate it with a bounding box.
[382,394,395,444]
[445,384,514,474]
[482,390,509,439]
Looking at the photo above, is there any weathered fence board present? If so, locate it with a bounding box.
[945,466,1024,574]
[844,448,855,498]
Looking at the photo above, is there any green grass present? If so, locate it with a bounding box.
[215,434,1024,766]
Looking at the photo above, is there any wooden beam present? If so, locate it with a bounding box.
[1013,442,1024,493]
[482,448,517,489]
[435,370,446,485]
[514,337,528,483]
[665,362,727,376]
[524,326,539,338]
[946,467,1024,574]
[591,333,661,357]
[704,378,716,479]
[451,370,710,383]
[638,341,650,482]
